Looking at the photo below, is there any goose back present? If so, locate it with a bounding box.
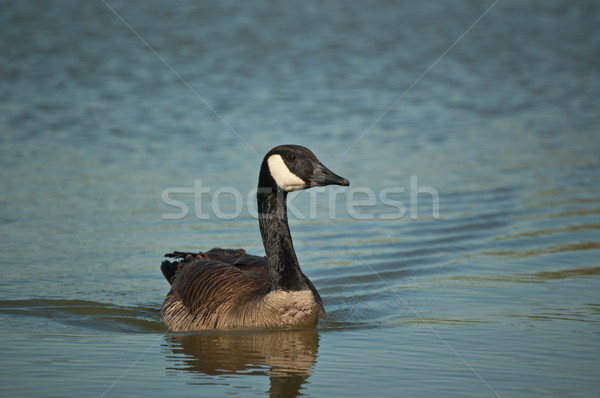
[160,248,325,331]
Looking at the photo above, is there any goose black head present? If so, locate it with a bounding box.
[260,145,350,192]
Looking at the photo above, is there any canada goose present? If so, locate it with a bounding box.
[160,145,349,331]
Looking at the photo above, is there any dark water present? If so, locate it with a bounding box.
[1,1,600,397]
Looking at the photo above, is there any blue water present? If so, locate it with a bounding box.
[1,1,600,397]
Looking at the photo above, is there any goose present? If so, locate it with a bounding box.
[160,144,349,331]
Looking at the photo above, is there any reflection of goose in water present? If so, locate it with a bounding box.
[166,329,320,397]
[161,145,349,331]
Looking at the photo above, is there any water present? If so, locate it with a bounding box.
[1,0,599,396]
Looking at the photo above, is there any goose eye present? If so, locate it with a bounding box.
[288,153,296,162]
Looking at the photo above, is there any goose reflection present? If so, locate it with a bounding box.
[165,329,320,397]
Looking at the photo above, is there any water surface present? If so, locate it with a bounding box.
[1,1,599,397]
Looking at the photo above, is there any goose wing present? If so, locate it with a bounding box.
[161,248,324,328]
[161,248,269,317]
[161,248,268,285]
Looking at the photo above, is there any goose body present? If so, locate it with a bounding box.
[160,145,349,331]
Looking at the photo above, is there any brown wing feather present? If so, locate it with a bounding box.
[173,258,269,314]
[160,248,273,330]
[160,248,325,330]
[161,248,268,285]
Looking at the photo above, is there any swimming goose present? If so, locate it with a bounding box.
[160,145,349,331]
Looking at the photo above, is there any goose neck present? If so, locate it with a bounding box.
[257,188,307,292]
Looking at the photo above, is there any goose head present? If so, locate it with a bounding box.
[260,145,350,192]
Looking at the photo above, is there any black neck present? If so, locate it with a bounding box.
[257,184,308,292]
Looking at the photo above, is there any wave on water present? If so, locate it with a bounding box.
[0,299,167,333]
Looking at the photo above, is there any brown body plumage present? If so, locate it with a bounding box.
[160,145,349,331]
[160,249,325,331]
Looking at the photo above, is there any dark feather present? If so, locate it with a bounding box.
[162,248,269,284]
[160,248,325,330]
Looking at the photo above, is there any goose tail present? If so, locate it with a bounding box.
[160,259,179,285]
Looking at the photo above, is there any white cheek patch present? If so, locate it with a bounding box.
[267,154,306,191]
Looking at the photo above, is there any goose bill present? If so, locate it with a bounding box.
[310,161,350,187]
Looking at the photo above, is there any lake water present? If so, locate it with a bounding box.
[1,1,599,397]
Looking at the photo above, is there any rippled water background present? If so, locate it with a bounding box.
[1,1,600,397]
